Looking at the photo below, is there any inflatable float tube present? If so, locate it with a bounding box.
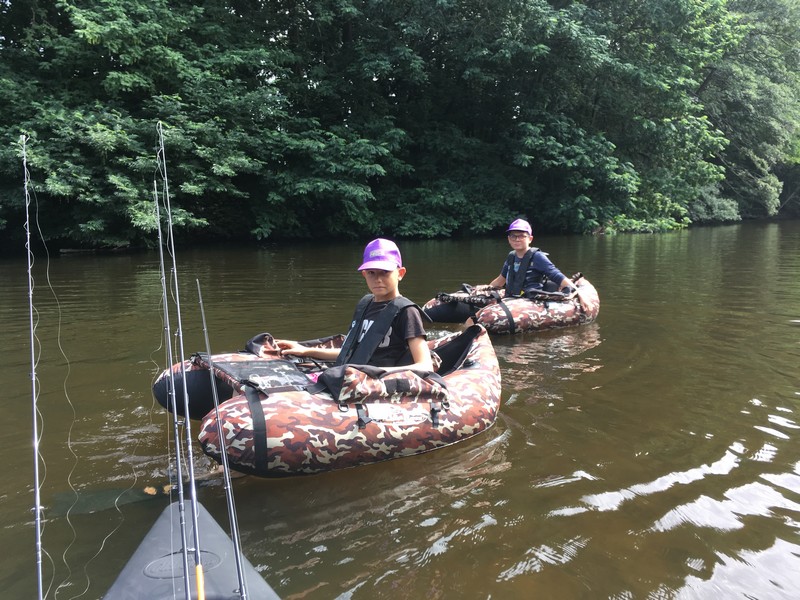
[153,325,501,477]
[423,275,600,334]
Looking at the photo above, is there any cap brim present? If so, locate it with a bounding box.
[358,260,400,271]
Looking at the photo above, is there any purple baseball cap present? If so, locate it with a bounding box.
[358,238,402,271]
[507,218,532,235]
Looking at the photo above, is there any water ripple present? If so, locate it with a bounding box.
[417,513,497,565]
[496,536,589,580]
[552,445,743,515]
[652,481,800,532]
[677,538,800,599]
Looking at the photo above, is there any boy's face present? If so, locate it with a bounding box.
[361,267,406,302]
[507,231,532,251]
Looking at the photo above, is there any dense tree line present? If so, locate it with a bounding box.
[1,0,798,250]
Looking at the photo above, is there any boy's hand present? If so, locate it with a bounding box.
[275,339,306,357]
[562,287,578,298]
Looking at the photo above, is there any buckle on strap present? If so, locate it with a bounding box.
[430,404,441,427]
[430,400,449,427]
[355,403,373,429]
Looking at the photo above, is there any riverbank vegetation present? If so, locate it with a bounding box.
[1,0,799,250]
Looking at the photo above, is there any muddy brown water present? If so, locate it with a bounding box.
[1,221,799,599]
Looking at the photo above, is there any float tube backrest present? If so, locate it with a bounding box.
[432,325,483,376]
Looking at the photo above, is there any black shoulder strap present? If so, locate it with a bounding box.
[335,296,415,366]
[244,385,268,474]
[497,300,517,334]
[503,251,516,274]
[505,248,538,296]
[335,294,373,366]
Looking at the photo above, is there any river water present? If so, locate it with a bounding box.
[1,221,799,599]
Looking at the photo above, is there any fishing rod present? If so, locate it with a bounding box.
[196,280,248,599]
[153,187,193,597]
[23,135,45,600]
[155,121,206,599]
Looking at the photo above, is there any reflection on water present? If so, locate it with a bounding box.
[2,222,800,598]
[677,537,800,599]
[493,323,604,392]
[225,430,514,599]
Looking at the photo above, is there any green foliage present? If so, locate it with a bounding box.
[605,214,686,234]
[1,0,799,250]
[697,0,800,219]
[686,183,741,223]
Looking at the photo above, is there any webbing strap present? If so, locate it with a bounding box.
[497,301,517,334]
[430,402,442,427]
[244,386,268,474]
[355,404,373,429]
[384,378,412,395]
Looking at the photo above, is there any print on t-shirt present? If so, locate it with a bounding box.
[358,318,391,348]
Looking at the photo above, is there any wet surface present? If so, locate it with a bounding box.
[2,221,799,598]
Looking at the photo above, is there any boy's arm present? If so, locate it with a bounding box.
[275,339,340,361]
[532,252,567,288]
[488,274,505,288]
[380,335,434,373]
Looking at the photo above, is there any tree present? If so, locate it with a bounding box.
[697,0,800,220]
[2,0,799,250]
[0,0,401,249]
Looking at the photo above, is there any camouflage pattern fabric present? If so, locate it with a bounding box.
[331,365,448,405]
[423,276,600,334]
[436,290,499,307]
[196,326,501,477]
[152,335,344,418]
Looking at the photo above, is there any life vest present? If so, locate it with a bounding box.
[503,248,541,296]
[335,294,417,366]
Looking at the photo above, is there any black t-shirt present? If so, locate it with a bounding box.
[352,300,427,367]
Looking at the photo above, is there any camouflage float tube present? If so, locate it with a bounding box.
[423,275,600,335]
[153,325,501,477]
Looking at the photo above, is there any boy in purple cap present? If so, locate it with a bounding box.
[487,218,573,295]
[424,218,574,323]
[276,239,434,372]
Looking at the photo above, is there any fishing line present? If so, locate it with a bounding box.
[22,134,71,600]
[148,291,180,497]
[22,135,134,600]
[146,271,180,495]
[39,197,79,600]
[24,133,47,600]
[60,408,151,600]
